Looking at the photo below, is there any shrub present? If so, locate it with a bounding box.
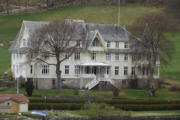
[29,98,86,103]
[114,104,180,111]
[18,76,25,88]
[169,84,180,91]
[29,103,83,110]
[25,80,34,96]
[111,88,120,97]
[73,89,79,96]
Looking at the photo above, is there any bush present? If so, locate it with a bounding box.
[111,88,120,97]
[29,98,86,103]
[169,84,180,91]
[18,76,25,88]
[25,80,34,96]
[73,89,79,96]
[114,104,180,111]
[29,103,83,110]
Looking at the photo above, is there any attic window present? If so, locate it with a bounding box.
[7,102,10,106]
[92,38,99,46]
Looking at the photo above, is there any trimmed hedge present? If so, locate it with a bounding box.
[29,98,86,103]
[114,104,180,111]
[29,103,83,110]
[29,98,180,105]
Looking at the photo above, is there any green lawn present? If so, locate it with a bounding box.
[0,5,161,44]
[0,46,11,76]
[0,88,179,100]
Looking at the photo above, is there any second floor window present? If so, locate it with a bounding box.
[75,65,80,75]
[42,64,49,75]
[116,42,119,48]
[75,52,80,60]
[124,66,128,75]
[107,41,111,48]
[115,66,119,75]
[115,53,119,61]
[124,54,128,61]
[124,42,129,48]
[106,53,111,61]
[65,65,69,74]
[91,52,96,60]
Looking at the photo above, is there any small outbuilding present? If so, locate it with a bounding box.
[0,94,29,114]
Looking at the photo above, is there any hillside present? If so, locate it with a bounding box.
[0,5,179,84]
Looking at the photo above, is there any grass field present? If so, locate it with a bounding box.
[0,5,161,44]
[0,46,11,76]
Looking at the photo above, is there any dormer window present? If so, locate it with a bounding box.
[107,42,111,48]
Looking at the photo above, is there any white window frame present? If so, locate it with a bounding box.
[75,52,80,60]
[75,65,80,75]
[106,53,111,61]
[107,41,111,48]
[115,42,119,48]
[42,64,49,75]
[124,66,128,75]
[115,66,119,75]
[124,54,128,61]
[91,52,96,60]
[65,65,69,75]
[115,53,119,61]
[124,42,129,48]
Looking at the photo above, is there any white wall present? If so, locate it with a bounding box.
[19,103,28,113]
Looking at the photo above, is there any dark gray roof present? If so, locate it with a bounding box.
[10,20,132,53]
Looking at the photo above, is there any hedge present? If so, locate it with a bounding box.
[29,98,180,105]
[114,104,180,111]
[29,103,83,110]
[29,98,86,103]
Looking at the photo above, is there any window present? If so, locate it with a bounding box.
[142,67,145,75]
[132,55,136,61]
[65,52,70,59]
[124,42,129,48]
[30,65,33,74]
[23,39,26,46]
[116,42,119,48]
[42,64,49,75]
[91,52,96,60]
[115,66,119,75]
[77,41,81,47]
[124,66,128,75]
[65,65,69,74]
[124,54,128,61]
[92,38,99,46]
[75,65,80,75]
[106,53,111,61]
[132,67,135,75]
[115,53,119,61]
[107,41,111,48]
[75,52,80,60]
[106,67,111,75]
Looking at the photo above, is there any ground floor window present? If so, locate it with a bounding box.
[65,65,69,74]
[106,67,111,75]
[124,66,128,75]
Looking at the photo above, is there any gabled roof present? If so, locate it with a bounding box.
[10,20,132,53]
[0,94,29,103]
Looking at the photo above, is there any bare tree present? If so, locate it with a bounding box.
[27,20,86,92]
[131,24,175,97]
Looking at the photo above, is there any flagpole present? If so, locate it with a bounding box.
[118,0,120,25]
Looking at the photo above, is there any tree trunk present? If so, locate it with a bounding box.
[56,61,62,93]
[6,0,9,15]
[46,0,49,7]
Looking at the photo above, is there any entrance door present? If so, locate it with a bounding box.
[92,67,97,75]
